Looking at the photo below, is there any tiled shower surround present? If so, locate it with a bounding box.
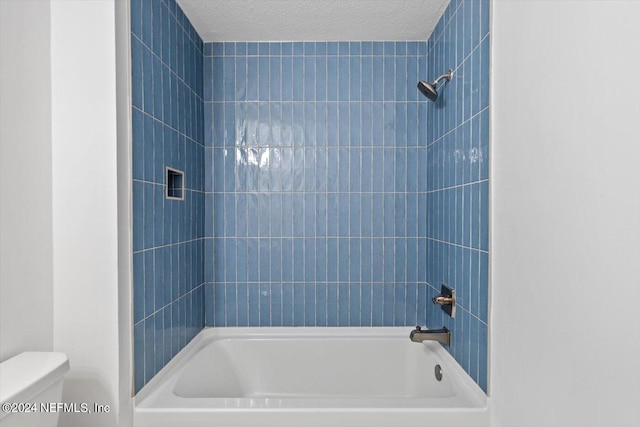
[131,0,489,394]
[131,0,205,393]
[203,41,431,328]
[424,0,490,392]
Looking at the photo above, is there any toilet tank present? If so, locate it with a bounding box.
[0,352,70,427]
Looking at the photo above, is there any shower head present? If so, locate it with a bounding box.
[418,69,454,101]
[417,81,439,101]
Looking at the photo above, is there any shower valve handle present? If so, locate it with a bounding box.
[432,296,454,306]
[432,284,456,318]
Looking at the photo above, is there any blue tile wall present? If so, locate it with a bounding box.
[131,0,489,396]
[423,0,490,392]
[203,41,430,328]
[131,0,205,393]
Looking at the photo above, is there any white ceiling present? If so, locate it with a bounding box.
[176,0,450,42]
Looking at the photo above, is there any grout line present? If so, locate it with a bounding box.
[132,32,203,102]
[135,282,206,327]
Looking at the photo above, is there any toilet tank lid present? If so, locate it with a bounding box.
[0,352,70,405]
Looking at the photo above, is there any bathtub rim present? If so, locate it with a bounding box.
[134,326,487,410]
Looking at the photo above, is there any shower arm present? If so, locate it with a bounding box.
[432,69,454,86]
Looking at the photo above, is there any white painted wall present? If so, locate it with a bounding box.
[115,0,134,424]
[0,0,54,362]
[491,1,640,426]
[50,1,122,426]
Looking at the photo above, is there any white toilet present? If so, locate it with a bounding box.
[0,352,70,427]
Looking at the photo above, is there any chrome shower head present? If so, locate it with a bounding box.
[418,69,454,101]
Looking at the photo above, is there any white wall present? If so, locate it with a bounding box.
[115,0,134,424]
[491,1,640,426]
[50,1,122,426]
[0,0,54,362]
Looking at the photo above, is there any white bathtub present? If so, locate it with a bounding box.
[134,327,488,427]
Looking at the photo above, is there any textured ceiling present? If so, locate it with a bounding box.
[176,0,450,42]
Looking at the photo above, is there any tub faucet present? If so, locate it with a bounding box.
[409,326,451,346]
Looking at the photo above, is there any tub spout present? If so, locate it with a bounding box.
[409,326,451,346]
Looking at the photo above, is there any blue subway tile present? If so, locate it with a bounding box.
[337,238,349,281]
[338,283,350,326]
[326,57,338,101]
[326,283,338,326]
[143,318,155,382]
[480,180,489,251]
[304,238,316,280]
[383,239,394,282]
[281,42,292,56]
[140,0,152,46]
[292,42,304,56]
[417,283,426,324]
[338,57,350,101]
[382,283,394,325]
[348,41,360,55]
[246,239,259,281]
[269,57,281,101]
[372,238,384,280]
[360,284,372,326]
[349,57,361,100]
[304,283,316,325]
[383,56,395,100]
[405,282,417,324]
[293,239,304,281]
[360,238,372,281]
[281,57,293,101]
[326,238,338,281]
[303,56,316,102]
[395,238,406,282]
[258,43,269,56]
[349,239,361,281]
[153,185,164,247]
[133,252,145,323]
[361,41,372,55]
[152,57,163,119]
[225,238,237,282]
[326,42,338,56]
[143,250,155,317]
[349,283,361,326]
[258,57,270,100]
[293,283,305,326]
[281,283,293,326]
[372,57,384,102]
[372,283,383,326]
[236,284,248,326]
[248,283,259,326]
[132,110,145,181]
[132,11,490,391]
[394,283,406,325]
[133,322,145,393]
[315,57,327,102]
[304,106,316,147]
[131,38,144,109]
[269,42,281,56]
[141,46,153,115]
[315,238,327,281]
[246,56,258,100]
[395,57,407,101]
[479,109,490,180]
[479,251,489,323]
[225,283,236,326]
[259,283,271,325]
[270,283,282,326]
